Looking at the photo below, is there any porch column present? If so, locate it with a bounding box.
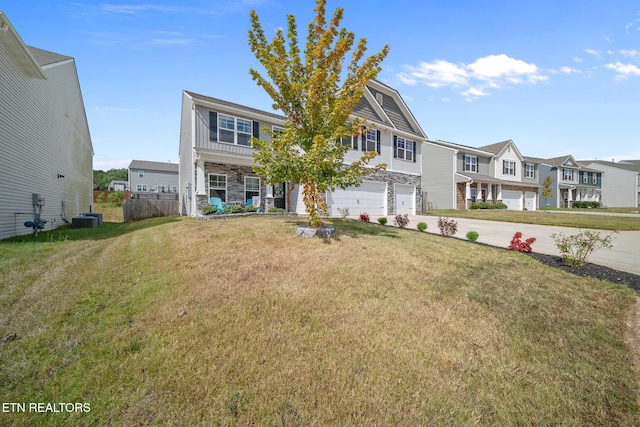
[476,182,482,202]
[568,188,573,207]
[497,184,502,202]
[487,184,493,203]
[195,157,206,196]
[265,183,274,212]
[465,182,471,210]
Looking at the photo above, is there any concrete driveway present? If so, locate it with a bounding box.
[369,214,640,275]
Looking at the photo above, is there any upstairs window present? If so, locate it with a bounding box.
[592,173,598,184]
[211,112,258,146]
[503,160,516,176]
[525,163,535,179]
[339,136,357,149]
[396,137,414,161]
[464,155,478,172]
[138,170,144,178]
[562,168,573,181]
[363,129,378,152]
[582,173,589,183]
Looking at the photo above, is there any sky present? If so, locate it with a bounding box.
[3,1,640,170]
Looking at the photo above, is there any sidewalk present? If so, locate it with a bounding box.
[366,215,640,275]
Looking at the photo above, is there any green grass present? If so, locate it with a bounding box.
[425,209,640,230]
[1,216,638,425]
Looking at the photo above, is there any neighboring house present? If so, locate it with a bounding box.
[422,139,540,210]
[0,12,93,239]
[536,155,603,208]
[179,80,427,217]
[579,160,639,208]
[108,180,128,191]
[128,160,179,193]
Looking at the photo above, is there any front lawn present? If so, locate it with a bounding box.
[1,217,638,425]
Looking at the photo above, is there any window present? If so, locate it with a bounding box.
[245,177,260,204]
[363,129,377,152]
[503,160,516,176]
[171,186,178,193]
[136,184,148,192]
[464,155,478,172]
[525,163,535,179]
[138,170,144,178]
[562,168,573,181]
[158,185,166,193]
[272,126,284,135]
[339,136,357,149]
[396,137,414,161]
[215,114,254,145]
[582,172,588,183]
[209,174,227,202]
[470,187,477,203]
[592,173,597,184]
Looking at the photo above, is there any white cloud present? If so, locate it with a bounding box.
[397,54,546,101]
[604,62,640,80]
[584,48,601,57]
[626,22,633,33]
[572,56,583,63]
[619,49,639,57]
[549,66,580,74]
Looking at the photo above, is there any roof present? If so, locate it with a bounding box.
[185,91,288,122]
[543,155,577,168]
[129,160,179,172]
[477,140,511,155]
[580,159,640,173]
[429,139,495,156]
[0,12,46,79]
[26,45,72,66]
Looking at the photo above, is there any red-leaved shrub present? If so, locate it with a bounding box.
[508,232,536,253]
[358,212,370,222]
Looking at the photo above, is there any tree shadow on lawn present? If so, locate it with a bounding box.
[285,218,401,242]
[2,216,182,243]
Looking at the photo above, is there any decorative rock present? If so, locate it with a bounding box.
[295,225,336,238]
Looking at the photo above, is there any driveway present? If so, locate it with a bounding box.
[372,215,640,275]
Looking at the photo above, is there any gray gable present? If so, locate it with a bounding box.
[353,96,383,124]
[367,87,417,135]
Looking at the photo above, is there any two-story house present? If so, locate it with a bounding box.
[179,80,427,217]
[128,160,179,193]
[579,160,639,208]
[422,139,540,210]
[536,155,603,208]
[0,12,93,239]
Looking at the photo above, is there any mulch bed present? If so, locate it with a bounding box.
[525,252,640,293]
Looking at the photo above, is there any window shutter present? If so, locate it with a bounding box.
[252,121,260,139]
[209,111,218,141]
[413,140,416,162]
[376,131,381,154]
[393,136,397,158]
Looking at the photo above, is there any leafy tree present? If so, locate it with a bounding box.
[93,168,128,191]
[248,0,389,228]
[542,175,555,208]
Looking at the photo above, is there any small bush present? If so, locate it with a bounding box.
[243,205,258,213]
[416,222,427,232]
[437,217,458,237]
[494,202,508,209]
[108,190,125,207]
[358,213,370,222]
[508,232,536,253]
[202,205,218,215]
[572,201,584,208]
[223,205,244,214]
[393,214,410,228]
[268,207,285,213]
[466,231,479,242]
[96,192,107,203]
[337,207,350,219]
[552,229,617,266]
[377,217,388,225]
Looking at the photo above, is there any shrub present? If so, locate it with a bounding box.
[494,202,508,209]
[202,205,218,215]
[108,190,125,207]
[572,201,584,208]
[508,232,536,253]
[96,192,107,203]
[437,217,458,237]
[337,207,350,219]
[470,202,489,210]
[589,201,600,208]
[416,222,427,232]
[268,207,285,213]
[243,205,258,212]
[358,212,370,222]
[551,229,617,267]
[223,205,244,214]
[466,231,479,242]
[393,214,410,228]
[377,217,388,225]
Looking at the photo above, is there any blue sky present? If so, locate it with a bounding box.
[4,1,640,170]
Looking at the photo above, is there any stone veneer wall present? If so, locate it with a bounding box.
[195,162,267,212]
[363,169,422,214]
[456,183,466,210]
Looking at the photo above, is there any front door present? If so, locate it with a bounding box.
[274,182,286,209]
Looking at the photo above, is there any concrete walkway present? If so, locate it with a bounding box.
[366,215,640,275]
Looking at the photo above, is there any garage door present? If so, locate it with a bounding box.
[502,190,523,210]
[326,181,386,217]
[524,192,537,211]
[395,184,415,215]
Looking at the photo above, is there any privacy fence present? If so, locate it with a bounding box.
[122,192,179,222]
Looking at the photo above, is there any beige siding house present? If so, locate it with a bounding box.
[0,12,93,239]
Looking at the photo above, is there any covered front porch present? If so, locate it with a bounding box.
[559,185,601,208]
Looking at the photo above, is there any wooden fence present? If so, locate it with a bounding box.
[122,193,179,222]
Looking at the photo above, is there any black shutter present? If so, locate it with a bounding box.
[376,130,381,154]
[252,121,260,139]
[413,140,416,162]
[209,111,218,141]
[393,136,397,158]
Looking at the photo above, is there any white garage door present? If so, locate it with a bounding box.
[524,192,537,211]
[502,190,523,210]
[395,184,415,215]
[326,181,386,217]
